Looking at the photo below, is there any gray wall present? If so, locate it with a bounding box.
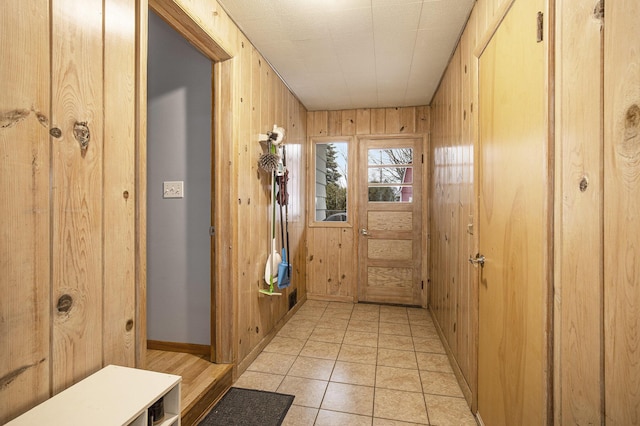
[147,11,211,345]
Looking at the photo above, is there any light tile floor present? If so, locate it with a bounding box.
[234,300,477,425]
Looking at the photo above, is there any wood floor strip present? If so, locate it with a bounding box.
[145,349,233,426]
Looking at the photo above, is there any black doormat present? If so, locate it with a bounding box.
[198,387,295,426]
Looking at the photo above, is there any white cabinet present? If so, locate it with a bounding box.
[7,365,181,426]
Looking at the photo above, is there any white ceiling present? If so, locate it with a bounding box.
[218,0,475,111]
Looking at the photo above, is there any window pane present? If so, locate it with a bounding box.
[368,166,413,184]
[368,148,413,165]
[368,185,413,203]
[315,141,348,221]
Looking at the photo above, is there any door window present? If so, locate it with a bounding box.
[366,148,414,202]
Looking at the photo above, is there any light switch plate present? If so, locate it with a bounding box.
[163,181,184,198]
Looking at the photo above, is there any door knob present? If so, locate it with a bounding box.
[360,228,369,236]
[468,253,485,267]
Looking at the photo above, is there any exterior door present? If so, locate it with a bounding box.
[358,137,423,305]
[476,0,549,424]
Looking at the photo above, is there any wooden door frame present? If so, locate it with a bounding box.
[135,0,234,366]
[355,134,429,307]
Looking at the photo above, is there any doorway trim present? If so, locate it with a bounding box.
[136,0,235,367]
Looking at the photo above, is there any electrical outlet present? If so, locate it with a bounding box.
[163,181,184,198]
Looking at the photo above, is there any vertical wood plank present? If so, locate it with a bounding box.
[257,53,275,341]
[326,228,341,295]
[311,228,328,297]
[449,46,461,356]
[248,46,264,353]
[341,109,356,136]
[236,39,253,359]
[311,111,328,137]
[399,107,416,133]
[51,0,104,393]
[554,2,603,424]
[415,106,430,134]
[328,110,342,136]
[457,20,474,390]
[604,1,640,424]
[103,0,136,368]
[306,227,317,295]
[340,228,355,299]
[213,58,235,364]
[0,1,50,421]
[385,107,401,133]
[356,108,371,135]
[371,108,386,134]
[136,0,149,370]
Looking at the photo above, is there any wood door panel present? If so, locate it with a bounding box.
[368,211,412,231]
[477,0,548,424]
[367,239,412,261]
[368,267,413,288]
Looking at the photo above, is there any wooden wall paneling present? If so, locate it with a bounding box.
[450,62,459,346]
[460,7,479,408]
[385,108,401,134]
[450,47,462,357]
[371,108,386,134]
[604,1,640,424]
[277,82,290,317]
[554,2,603,424]
[51,0,104,393]
[266,64,276,128]
[341,110,356,136]
[136,0,149,370]
[310,228,328,297]
[275,75,285,126]
[306,112,314,138]
[435,71,448,338]
[286,93,305,298]
[399,107,416,133]
[306,111,315,136]
[312,111,329,137]
[297,103,308,298]
[213,58,235,364]
[440,79,449,330]
[249,44,262,355]
[340,228,356,300]
[307,111,329,136]
[457,20,473,393]
[257,55,277,336]
[103,0,137,368]
[436,74,448,329]
[328,110,342,136]
[429,92,441,316]
[326,228,342,295]
[356,108,371,135]
[421,132,429,308]
[441,74,450,329]
[416,106,430,134]
[236,39,252,360]
[306,227,317,295]
[0,1,50,422]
